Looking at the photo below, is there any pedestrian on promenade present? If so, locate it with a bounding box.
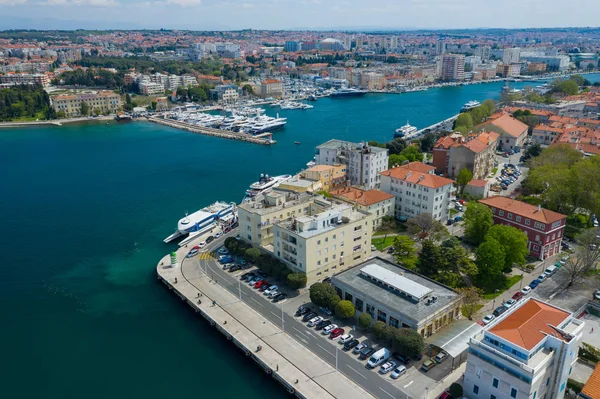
[197,299,201,305]
[276,365,279,372]
[174,278,177,284]
[212,300,216,306]
[592,327,594,333]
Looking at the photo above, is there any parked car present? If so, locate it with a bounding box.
[343,339,360,351]
[594,290,600,301]
[322,324,337,335]
[272,293,287,303]
[186,248,199,258]
[254,280,268,289]
[219,256,234,264]
[267,289,280,299]
[393,353,411,365]
[214,232,222,238]
[537,274,546,283]
[241,272,254,281]
[482,314,495,325]
[504,299,517,308]
[529,279,540,289]
[421,359,436,372]
[354,343,368,354]
[390,365,407,379]
[295,306,311,317]
[228,265,241,273]
[521,286,532,295]
[263,285,278,295]
[379,361,397,374]
[434,351,448,364]
[339,334,354,344]
[319,306,333,316]
[307,316,323,327]
[206,236,214,244]
[493,306,507,317]
[302,312,317,322]
[371,245,377,251]
[330,328,345,339]
[217,247,229,255]
[359,347,376,360]
[439,390,454,399]
[315,319,332,331]
[323,277,332,284]
[237,259,248,267]
[512,292,523,301]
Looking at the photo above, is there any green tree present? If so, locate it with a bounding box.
[388,154,408,168]
[438,238,478,286]
[420,132,436,153]
[475,238,506,287]
[391,328,425,358]
[378,215,397,242]
[386,138,407,155]
[463,202,494,245]
[456,168,473,194]
[56,110,66,119]
[456,287,483,320]
[407,213,447,241]
[393,235,418,270]
[287,273,307,289]
[328,294,342,310]
[244,248,261,262]
[485,225,529,271]
[371,320,387,339]
[242,84,254,95]
[80,101,89,116]
[562,228,600,287]
[335,300,356,319]
[482,99,496,116]
[399,145,424,162]
[522,142,542,161]
[309,282,338,306]
[454,112,473,131]
[358,312,372,330]
[417,239,444,277]
[449,383,463,398]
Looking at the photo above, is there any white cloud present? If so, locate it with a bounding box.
[0,0,28,4]
[165,0,201,5]
[45,0,119,5]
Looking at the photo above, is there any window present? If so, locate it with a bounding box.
[473,385,479,394]
[533,391,537,399]
[560,382,565,392]
[499,210,504,216]
[525,218,531,225]
[510,387,517,398]
[493,378,499,388]
[355,298,364,312]
[507,213,513,219]
[546,378,550,386]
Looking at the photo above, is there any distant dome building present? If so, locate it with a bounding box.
[320,38,344,51]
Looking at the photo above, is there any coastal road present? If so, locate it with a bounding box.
[194,236,413,399]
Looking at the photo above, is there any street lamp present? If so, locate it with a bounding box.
[491,289,500,309]
[519,272,524,290]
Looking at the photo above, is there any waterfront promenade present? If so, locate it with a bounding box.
[156,240,374,399]
[148,116,276,145]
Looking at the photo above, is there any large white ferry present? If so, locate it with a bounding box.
[245,173,292,197]
[394,121,418,138]
[460,100,481,112]
[164,201,237,245]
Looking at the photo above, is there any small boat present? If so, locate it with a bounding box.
[294,141,300,145]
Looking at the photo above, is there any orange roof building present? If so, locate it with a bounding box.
[433,131,499,179]
[330,187,395,231]
[380,162,455,222]
[465,299,584,399]
[476,112,528,150]
[479,196,566,260]
[581,362,600,399]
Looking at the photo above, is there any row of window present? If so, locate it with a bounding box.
[491,208,560,231]
[473,383,518,398]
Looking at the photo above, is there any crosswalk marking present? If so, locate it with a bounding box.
[198,253,215,260]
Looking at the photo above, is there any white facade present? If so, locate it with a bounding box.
[315,140,388,190]
[379,164,455,221]
[464,299,584,399]
[503,47,521,64]
[139,82,165,95]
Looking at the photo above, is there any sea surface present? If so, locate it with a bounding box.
[2,75,599,398]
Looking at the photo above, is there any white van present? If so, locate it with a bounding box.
[544,265,557,277]
[367,348,391,369]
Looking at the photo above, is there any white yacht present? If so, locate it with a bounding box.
[246,174,292,197]
[394,121,417,138]
[164,201,237,245]
[461,100,481,112]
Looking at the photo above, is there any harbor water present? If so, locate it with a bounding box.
[2,76,599,398]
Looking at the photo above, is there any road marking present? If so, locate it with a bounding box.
[292,326,310,339]
[270,311,281,319]
[404,381,413,388]
[379,387,396,399]
[250,297,263,307]
[346,365,367,379]
[300,338,309,344]
[316,343,335,356]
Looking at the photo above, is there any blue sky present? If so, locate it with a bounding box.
[0,0,598,30]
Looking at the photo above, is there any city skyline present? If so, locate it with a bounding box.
[0,0,599,31]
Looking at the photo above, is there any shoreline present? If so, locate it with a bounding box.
[0,115,116,128]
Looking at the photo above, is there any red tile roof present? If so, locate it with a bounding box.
[467,179,488,187]
[381,163,453,189]
[581,362,600,399]
[489,299,570,350]
[478,113,528,138]
[330,187,394,206]
[478,196,566,224]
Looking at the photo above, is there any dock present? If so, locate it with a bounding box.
[156,243,374,399]
[409,113,460,141]
[147,116,276,145]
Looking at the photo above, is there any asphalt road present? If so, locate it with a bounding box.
[194,235,414,399]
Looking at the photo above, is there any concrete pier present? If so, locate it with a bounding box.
[156,246,374,399]
[147,116,276,145]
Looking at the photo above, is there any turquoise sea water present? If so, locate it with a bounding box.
[2,76,599,398]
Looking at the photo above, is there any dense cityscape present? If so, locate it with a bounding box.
[4,25,600,399]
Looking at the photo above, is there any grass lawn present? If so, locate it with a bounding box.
[462,304,484,318]
[371,236,396,251]
[482,275,523,300]
[449,208,458,216]
[10,111,46,122]
[491,167,498,175]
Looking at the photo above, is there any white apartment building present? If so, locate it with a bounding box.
[503,47,521,64]
[273,198,373,284]
[380,162,455,221]
[440,54,465,81]
[465,298,584,399]
[315,139,389,190]
[139,81,165,95]
[238,191,315,248]
[221,88,239,104]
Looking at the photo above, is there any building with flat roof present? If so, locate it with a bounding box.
[330,187,395,231]
[315,140,388,190]
[300,164,347,192]
[478,196,566,260]
[440,54,465,81]
[273,199,372,284]
[380,162,455,221]
[331,257,461,337]
[465,298,584,399]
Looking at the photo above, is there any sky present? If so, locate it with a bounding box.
[0,0,598,30]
